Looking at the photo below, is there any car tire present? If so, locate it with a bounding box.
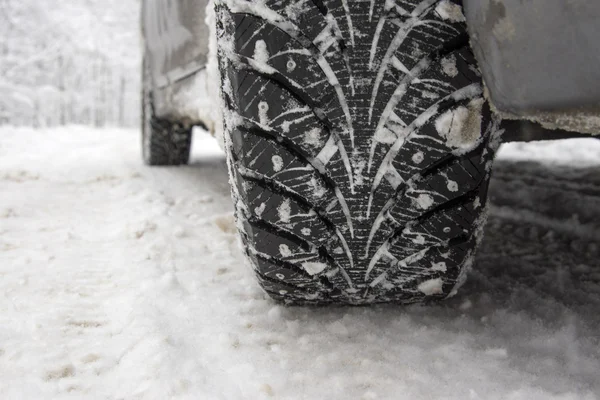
[215,0,503,304]
[141,57,193,166]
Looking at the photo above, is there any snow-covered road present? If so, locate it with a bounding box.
[1,127,599,400]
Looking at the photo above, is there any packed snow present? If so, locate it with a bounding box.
[1,126,600,399]
[435,98,484,150]
[435,0,466,23]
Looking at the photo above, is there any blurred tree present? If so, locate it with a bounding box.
[0,0,141,127]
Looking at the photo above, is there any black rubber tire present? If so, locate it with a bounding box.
[215,0,503,304]
[141,57,192,166]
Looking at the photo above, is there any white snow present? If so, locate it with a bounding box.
[309,176,327,199]
[253,40,270,64]
[447,179,459,192]
[412,151,425,164]
[2,128,600,399]
[498,138,600,167]
[303,127,323,148]
[431,262,448,272]
[374,127,397,144]
[413,235,426,245]
[435,0,466,23]
[301,262,327,276]
[415,193,435,210]
[279,244,292,258]
[315,135,339,166]
[418,278,444,295]
[435,98,484,150]
[277,198,291,223]
[170,68,220,135]
[258,101,270,126]
[254,202,266,218]
[271,155,284,172]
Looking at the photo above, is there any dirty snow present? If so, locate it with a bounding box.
[435,98,484,149]
[435,0,466,23]
[1,127,600,399]
[441,54,459,78]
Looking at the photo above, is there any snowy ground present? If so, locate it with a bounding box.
[1,127,599,400]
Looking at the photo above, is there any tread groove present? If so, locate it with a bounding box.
[309,0,328,16]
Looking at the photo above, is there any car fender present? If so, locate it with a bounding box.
[463,0,600,134]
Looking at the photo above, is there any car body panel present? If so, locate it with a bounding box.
[463,0,600,133]
[141,0,210,90]
[142,0,599,136]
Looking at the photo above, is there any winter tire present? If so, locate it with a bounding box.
[141,57,193,166]
[215,0,503,304]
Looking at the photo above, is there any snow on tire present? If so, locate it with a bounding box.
[215,0,503,304]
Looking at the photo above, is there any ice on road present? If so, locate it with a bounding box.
[1,127,599,399]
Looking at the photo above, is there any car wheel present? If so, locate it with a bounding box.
[215,0,503,304]
[141,56,193,166]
